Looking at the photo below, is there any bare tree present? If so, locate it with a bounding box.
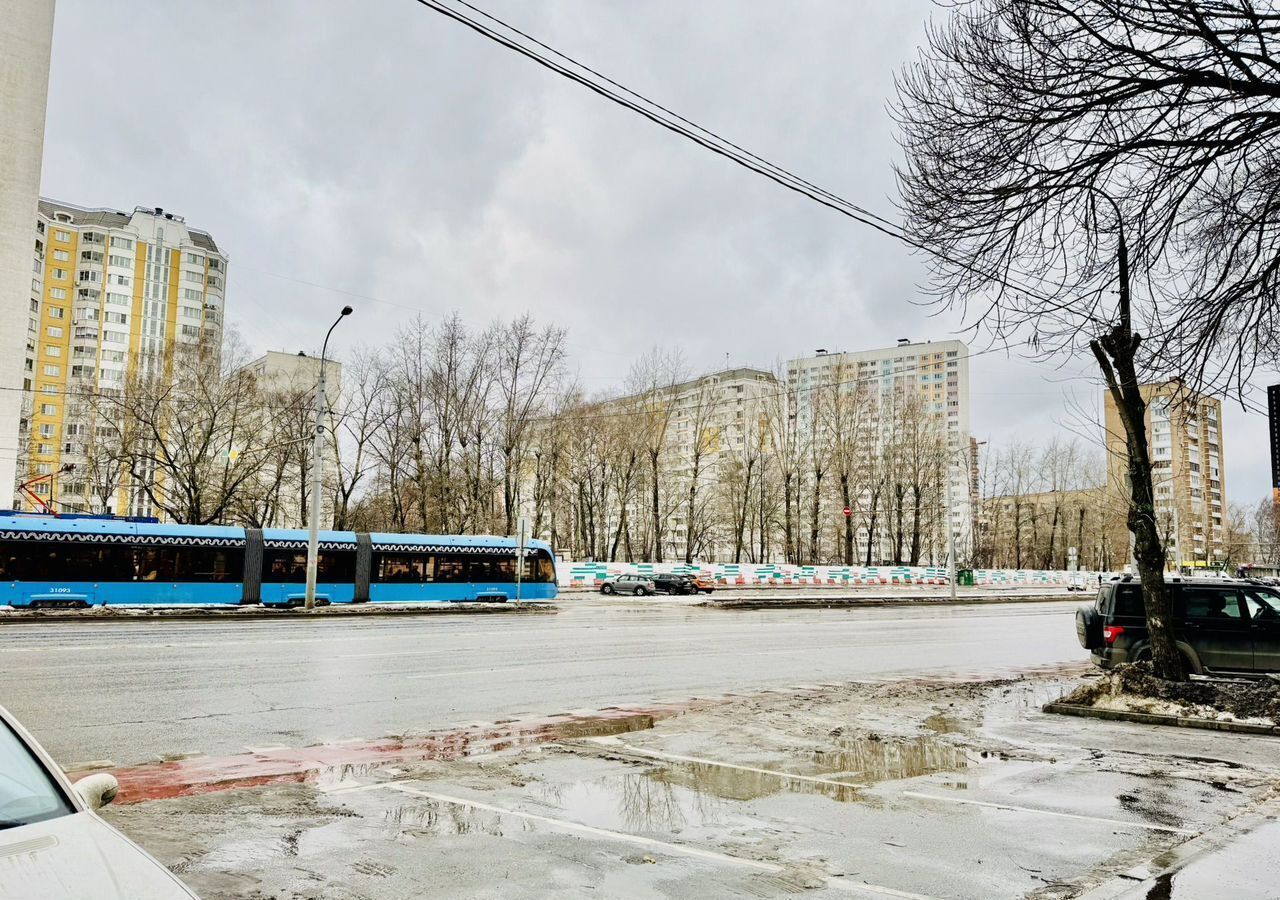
[495,315,567,535]
[892,1,1280,678]
[106,343,268,524]
[628,348,685,562]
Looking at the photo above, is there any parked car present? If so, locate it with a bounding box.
[1076,576,1280,675]
[600,574,656,596]
[691,573,715,594]
[1067,573,1088,592]
[652,573,698,595]
[0,704,198,899]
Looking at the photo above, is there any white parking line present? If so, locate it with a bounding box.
[591,737,862,789]
[900,791,1198,834]
[382,783,781,871]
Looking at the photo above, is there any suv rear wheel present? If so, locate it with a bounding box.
[601,583,615,595]
[633,585,647,596]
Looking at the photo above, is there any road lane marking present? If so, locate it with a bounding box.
[382,783,782,871]
[589,737,863,789]
[900,791,1198,834]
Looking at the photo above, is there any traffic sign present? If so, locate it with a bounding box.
[842,506,852,518]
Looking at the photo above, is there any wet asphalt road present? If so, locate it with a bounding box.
[0,597,1085,768]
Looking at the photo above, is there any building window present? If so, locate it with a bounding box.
[112,236,133,249]
[48,306,64,318]
[110,274,130,286]
[40,403,56,415]
[51,268,67,280]
[106,292,129,306]
[180,324,201,338]
[105,311,127,325]
[46,326,63,338]
[182,288,202,301]
[37,443,51,455]
[52,249,69,262]
[41,365,59,377]
[39,424,55,437]
[183,270,204,283]
[54,229,70,242]
[108,254,131,267]
[103,330,127,344]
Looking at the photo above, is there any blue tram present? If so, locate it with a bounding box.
[0,513,558,608]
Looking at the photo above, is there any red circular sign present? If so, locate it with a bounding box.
[843,507,852,517]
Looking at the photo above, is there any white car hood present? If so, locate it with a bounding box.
[0,811,196,900]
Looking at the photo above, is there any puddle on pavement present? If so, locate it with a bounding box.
[922,712,966,734]
[383,802,535,837]
[649,758,863,803]
[813,734,969,786]
[534,773,734,833]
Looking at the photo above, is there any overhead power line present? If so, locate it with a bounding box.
[409,0,1065,307]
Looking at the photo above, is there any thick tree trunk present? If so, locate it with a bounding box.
[1091,231,1183,681]
[840,473,854,565]
[650,451,662,563]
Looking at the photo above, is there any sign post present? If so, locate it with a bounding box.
[515,516,531,604]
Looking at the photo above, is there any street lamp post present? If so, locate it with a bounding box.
[304,305,353,610]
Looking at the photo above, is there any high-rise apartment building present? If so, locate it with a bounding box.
[1,1,57,508]
[17,201,228,515]
[1104,382,1227,569]
[786,339,973,560]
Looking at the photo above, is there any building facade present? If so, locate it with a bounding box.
[786,339,973,560]
[1104,382,1227,569]
[0,1,57,508]
[540,366,780,562]
[236,351,342,529]
[17,201,228,516]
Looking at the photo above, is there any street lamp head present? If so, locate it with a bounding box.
[340,305,353,317]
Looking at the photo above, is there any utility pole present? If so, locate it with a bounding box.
[305,306,353,610]
[946,475,957,602]
[515,515,530,605]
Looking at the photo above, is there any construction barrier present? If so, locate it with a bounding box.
[560,561,1093,589]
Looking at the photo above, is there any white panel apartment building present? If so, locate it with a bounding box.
[786,339,972,561]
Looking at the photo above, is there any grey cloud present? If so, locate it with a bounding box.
[41,0,1275,501]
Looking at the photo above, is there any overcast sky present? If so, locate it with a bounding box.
[40,0,1276,506]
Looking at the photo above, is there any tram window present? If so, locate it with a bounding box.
[266,550,355,582]
[375,553,430,583]
[0,540,135,582]
[435,554,467,583]
[524,549,556,583]
[470,555,515,582]
[173,547,243,583]
[136,546,243,583]
[266,551,305,583]
[319,551,355,581]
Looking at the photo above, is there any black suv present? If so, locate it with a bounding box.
[652,573,698,595]
[1077,577,1280,675]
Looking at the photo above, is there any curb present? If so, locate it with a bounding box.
[704,594,1073,610]
[1042,701,1280,736]
[0,603,557,624]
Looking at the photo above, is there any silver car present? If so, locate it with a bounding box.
[0,704,198,899]
[600,574,656,596]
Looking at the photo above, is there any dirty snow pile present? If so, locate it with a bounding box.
[1063,663,1280,725]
